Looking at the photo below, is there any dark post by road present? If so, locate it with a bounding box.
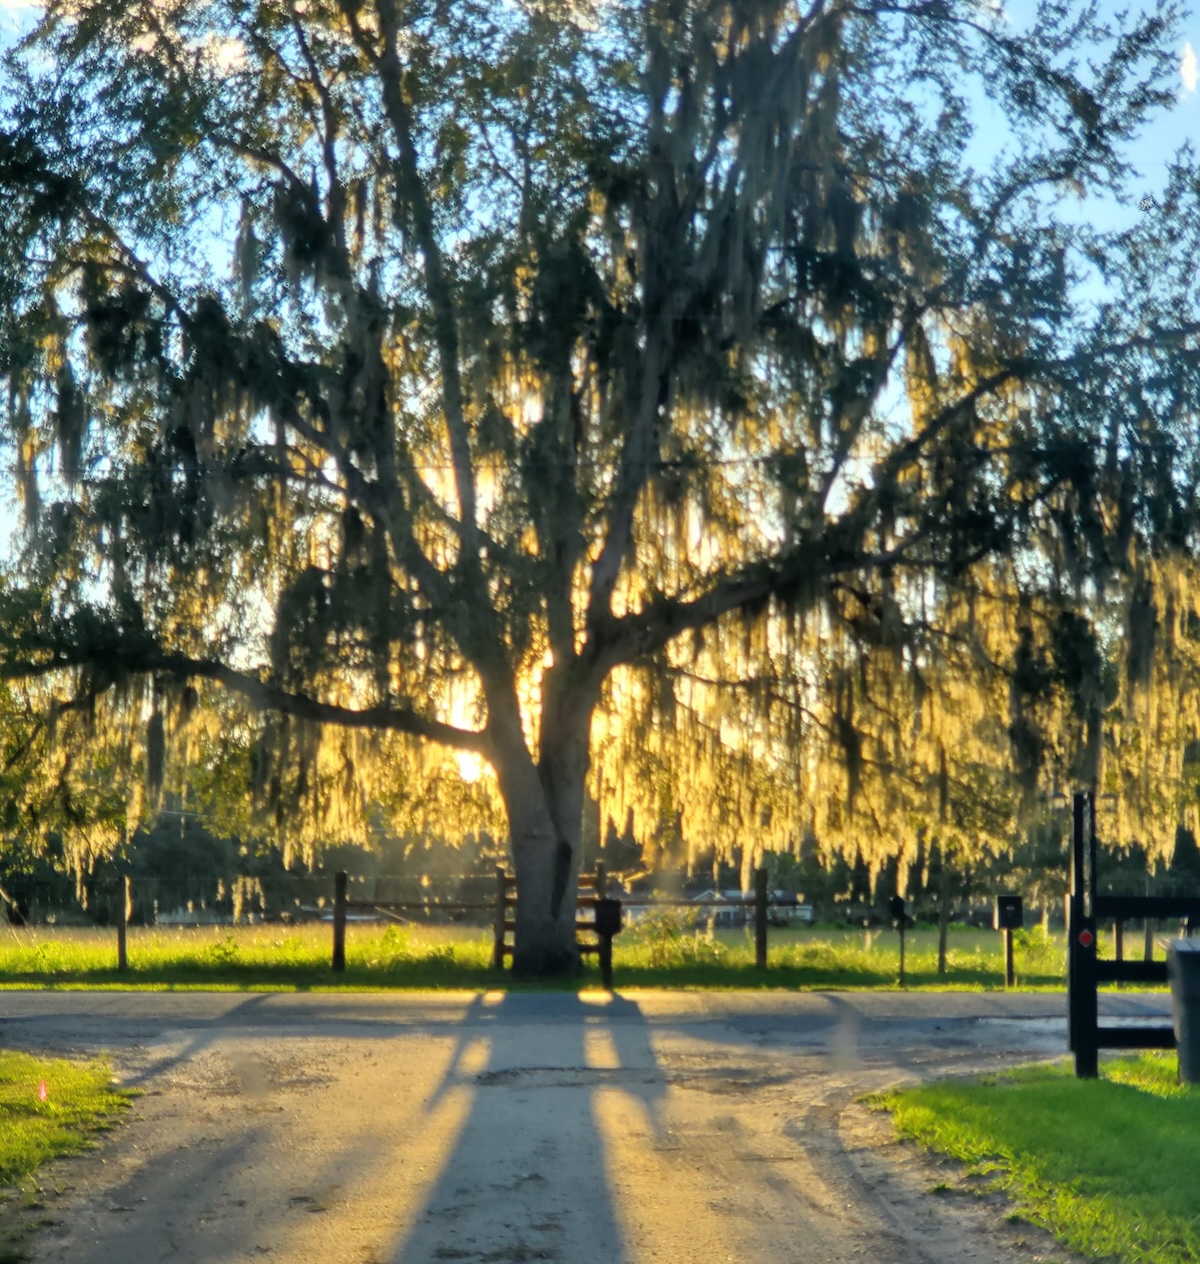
[754,868,768,970]
[116,875,130,971]
[599,934,614,991]
[332,871,347,972]
[493,866,508,969]
[594,860,607,900]
[1069,790,1099,1078]
[994,896,1022,988]
[594,897,623,991]
[890,895,908,987]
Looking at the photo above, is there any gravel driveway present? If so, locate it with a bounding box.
[0,989,1172,1263]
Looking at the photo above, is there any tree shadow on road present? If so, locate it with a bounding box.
[387,990,664,1264]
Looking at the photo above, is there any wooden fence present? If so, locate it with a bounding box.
[60,868,791,977]
[331,864,783,973]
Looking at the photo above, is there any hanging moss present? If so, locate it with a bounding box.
[1126,577,1158,690]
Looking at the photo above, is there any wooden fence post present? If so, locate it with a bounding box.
[116,875,130,971]
[493,866,508,970]
[594,860,607,900]
[332,871,347,972]
[754,868,768,970]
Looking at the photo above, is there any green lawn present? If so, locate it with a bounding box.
[0,1051,130,1263]
[0,920,1069,990]
[876,1054,1200,1264]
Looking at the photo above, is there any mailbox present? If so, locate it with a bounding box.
[889,895,907,925]
[994,894,1023,931]
[594,897,623,937]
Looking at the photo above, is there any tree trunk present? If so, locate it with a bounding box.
[506,790,582,977]
[490,689,594,977]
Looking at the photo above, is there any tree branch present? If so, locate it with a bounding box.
[348,0,479,549]
[0,648,493,756]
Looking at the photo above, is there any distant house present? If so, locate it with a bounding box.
[691,889,747,929]
[691,888,816,929]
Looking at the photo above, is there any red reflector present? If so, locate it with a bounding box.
[1078,930,1094,948]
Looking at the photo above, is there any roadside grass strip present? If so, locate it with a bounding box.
[0,1051,130,1262]
[875,1054,1200,1264]
[0,1051,129,1184]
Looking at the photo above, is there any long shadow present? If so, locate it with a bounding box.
[387,990,663,1264]
[119,993,273,1088]
[54,1129,266,1264]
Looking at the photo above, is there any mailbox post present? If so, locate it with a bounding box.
[594,897,624,991]
[890,895,909,987]
[994,894,1023,987]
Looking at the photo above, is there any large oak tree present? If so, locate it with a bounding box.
[1,0,1199,972]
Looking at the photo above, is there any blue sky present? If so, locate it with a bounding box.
[1001,2,1200,222]
[1132,28,1198,189]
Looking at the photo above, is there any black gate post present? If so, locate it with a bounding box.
[1068,790,1099,1077]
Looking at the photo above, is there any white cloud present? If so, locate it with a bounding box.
[1182,41,1198,97]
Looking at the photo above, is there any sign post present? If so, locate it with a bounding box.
[994,895,1023,988]
[890,895,908,987]
[594,898,623,991]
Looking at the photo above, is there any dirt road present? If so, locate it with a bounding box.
[0,990,1170,1263]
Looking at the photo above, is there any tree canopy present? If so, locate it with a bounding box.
[1,0,1200,971]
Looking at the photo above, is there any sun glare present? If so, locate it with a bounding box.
[454,749,486,783]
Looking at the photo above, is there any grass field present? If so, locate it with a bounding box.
[0,1051,130,1263]
[876,1053,1200,1264]
[0,918,1070,989]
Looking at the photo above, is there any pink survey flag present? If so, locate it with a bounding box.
[38,1080,48,1102]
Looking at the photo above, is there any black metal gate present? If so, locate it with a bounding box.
[1066,790,1200,1076]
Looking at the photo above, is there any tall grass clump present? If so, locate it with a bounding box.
[622,910,727,969]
